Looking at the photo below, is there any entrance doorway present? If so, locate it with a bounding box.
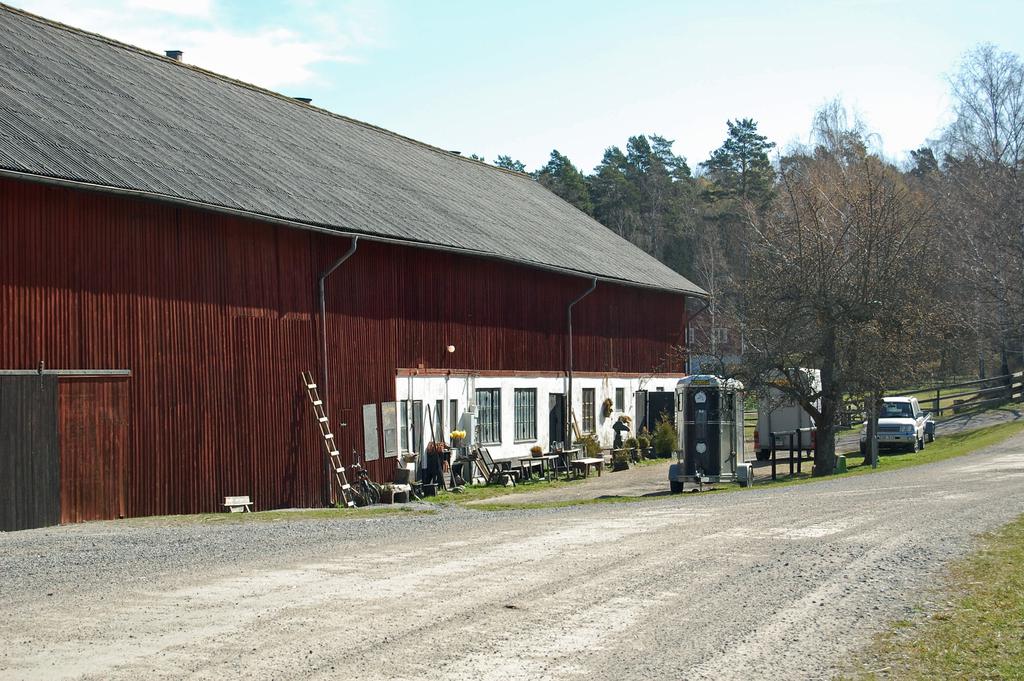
[548,393,566,448]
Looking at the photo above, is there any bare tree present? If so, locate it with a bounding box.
[736,104,946,475]
[939,44,1024,375]
[944,44,1024,167]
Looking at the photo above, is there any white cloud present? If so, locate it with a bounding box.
[124,0,211,18]
[179,27,357,89]
[11,0,381,90]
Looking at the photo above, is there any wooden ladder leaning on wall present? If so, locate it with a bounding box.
[300,371,355,508]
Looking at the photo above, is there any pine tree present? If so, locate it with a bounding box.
[534,150,593,214]
[494,155,527,173]
[700,118,775,203]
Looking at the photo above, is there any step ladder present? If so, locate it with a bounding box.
[300,371,355,508]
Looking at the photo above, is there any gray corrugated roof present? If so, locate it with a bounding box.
[0,4,704,295]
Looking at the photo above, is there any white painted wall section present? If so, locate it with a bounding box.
[395,373,683,461]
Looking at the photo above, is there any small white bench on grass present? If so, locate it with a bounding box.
[223,495,253,513]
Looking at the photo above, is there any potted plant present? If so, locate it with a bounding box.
[623,436,639,463]
[637,431,652,459]
[611,447,630,471]
[577,433,601,458]
[449,429,466,450]
[530,444,543,458]
[379,483,395,504]
[602,398,614,418]
[653,415,677,458]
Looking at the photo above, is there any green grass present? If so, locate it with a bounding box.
[845,514,1024,680]
[849,419,1024,474]
[419,457,673,507]
[738,419,1024,493]
[125,505,433,526]
[471,495,647,512]
[421,471,601,505]
[475,419,1024,510]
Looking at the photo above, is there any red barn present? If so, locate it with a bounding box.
[0,5,704,529]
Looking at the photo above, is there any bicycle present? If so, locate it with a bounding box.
[347,451,381,507]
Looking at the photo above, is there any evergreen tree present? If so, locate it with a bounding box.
[494,155,527,173]
[699,118,775,203]
[589,134,699,274]
[534,150,593,214]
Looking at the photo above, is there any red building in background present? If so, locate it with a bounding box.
[0,6,704,528]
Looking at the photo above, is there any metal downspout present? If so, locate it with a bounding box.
[318,237,359,425]
[566,278,598,448]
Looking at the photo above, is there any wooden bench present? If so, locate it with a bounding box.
[223,495,253,513]
[571,457,604,478]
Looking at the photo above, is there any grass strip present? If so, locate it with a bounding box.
[420,469,599,505]
[845,514,1024,680]
[476,419,1024,510]
[740,419,1024,492]
[470,495,646,512]
[127,506,434,526]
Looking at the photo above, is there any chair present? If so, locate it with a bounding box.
[476,446,521,484]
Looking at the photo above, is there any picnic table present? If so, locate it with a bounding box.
[555,448,580,476]
[517,457,544,480]
[520,454,561,480]
[570,457,604,478]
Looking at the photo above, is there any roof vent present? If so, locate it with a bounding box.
[293,97,312,104]
[165,50,183,62]
[449,150,461,156]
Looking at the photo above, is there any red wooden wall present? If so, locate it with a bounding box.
[0,176,688,519]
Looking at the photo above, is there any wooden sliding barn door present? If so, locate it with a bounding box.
[59,377,128,523]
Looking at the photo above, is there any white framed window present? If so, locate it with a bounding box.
[582,388,595,433]
[514,388,537,442]
[475,388,501,444]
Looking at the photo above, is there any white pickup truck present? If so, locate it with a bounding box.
[859,396,935,454]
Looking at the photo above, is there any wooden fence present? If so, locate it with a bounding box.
[742,372,1024,437]
[888,372,1024,416]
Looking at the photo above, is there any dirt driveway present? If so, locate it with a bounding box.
[3,430,1024,680]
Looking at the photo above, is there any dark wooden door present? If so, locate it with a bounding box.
[0,375,60,531]
[59,378,128,523]
[548,393,566,448]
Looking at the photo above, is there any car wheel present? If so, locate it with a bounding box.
[927,431,935,443]
[918,436,925,450]
[670,480,683,494]
[909,437,920,453]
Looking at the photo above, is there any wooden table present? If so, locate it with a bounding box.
[517,457,545,480]
[571,457,604,478]
[524,454,561,479]
[556,449,580,477]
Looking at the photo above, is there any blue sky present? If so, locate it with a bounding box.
[14,0,1024,172]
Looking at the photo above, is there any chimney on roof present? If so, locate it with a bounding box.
[293,97,312,104]
[165,50,183,62]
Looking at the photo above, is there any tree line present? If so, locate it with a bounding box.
[484,42,1024,475]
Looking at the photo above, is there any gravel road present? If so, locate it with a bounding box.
[3,433,1024,681]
